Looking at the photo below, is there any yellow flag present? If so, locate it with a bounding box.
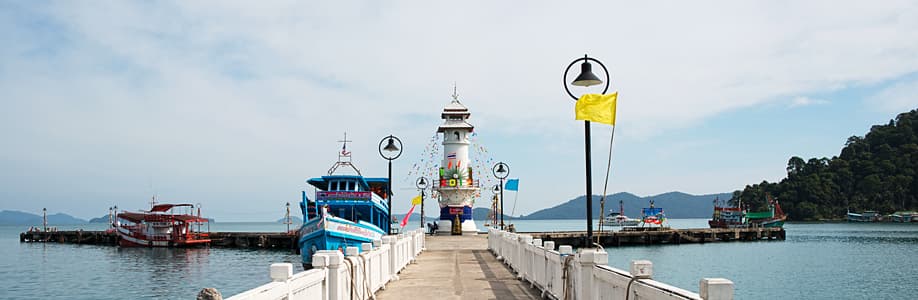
[575,92,618,125]
[411,194,422,205]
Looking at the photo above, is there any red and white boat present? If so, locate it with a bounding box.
[116,203,211,247]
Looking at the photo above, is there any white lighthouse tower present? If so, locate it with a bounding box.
[434,89,480,235]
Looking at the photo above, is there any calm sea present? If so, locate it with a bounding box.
[2,220,917,299]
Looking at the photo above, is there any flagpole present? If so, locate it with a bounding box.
[597,124,617,243]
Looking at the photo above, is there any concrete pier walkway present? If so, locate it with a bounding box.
[376,234,541,300]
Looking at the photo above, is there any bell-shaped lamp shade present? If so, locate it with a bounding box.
[383,137,400,152]
[419,178,427,186]
[571,60,602,87]
[496,164,507,174]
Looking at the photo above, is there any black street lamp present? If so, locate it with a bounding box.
[492,184,500,227]
[416,177,428,229]
[492,162,510,230]
[563,54,610,244]
[379,135,403,234]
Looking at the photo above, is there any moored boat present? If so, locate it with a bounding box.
[298,139,391,267]
[604,200,640,227]
[846,210,881,222]
[888,211,918,222]
[747,196,786,228]
[116,203,211,247]
[709,197,748,229]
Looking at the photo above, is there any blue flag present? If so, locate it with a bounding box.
[504,178,520,191]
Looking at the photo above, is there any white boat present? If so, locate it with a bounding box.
[603,200,640,226]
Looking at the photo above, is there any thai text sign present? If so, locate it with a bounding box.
[316,191,372,201]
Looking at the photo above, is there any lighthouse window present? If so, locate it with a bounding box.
[454,131,460,141]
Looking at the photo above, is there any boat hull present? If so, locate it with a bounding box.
[604,218,640,227]
[116,229,210,247]
[298,215,385,265]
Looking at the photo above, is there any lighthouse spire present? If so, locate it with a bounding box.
[451,82,460,103]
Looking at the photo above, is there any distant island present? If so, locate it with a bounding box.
[732,109,918,220]
[0,210,87,225]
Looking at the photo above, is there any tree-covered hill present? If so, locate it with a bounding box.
[732,109,918,220]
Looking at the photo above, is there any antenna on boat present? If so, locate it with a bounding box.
[327,132,362,175]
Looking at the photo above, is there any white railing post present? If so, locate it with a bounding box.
[529,239,542,285]
[313,250,345,300]
[700,278,734,300]
[577,248,608,300]
[518,235,532,279]
[270,263,293,282]
[383,236,399,281]
[540,241,555,292]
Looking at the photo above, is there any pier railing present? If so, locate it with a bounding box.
[226,228,425,300]
[488,228,734,300]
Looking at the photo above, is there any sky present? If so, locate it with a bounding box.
[2,1,918,221]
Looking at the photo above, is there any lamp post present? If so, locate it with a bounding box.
[492,162,510,230]
[379,135,403,234]
[416,177,428,229]
[492,184,500,227]
[285,202,292,232]
[563,54,610,244]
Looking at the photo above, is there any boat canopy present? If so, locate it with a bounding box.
[150,203,195,212]
[117,211,208,223]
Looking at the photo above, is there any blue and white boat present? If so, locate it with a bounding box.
[298,141,391,267]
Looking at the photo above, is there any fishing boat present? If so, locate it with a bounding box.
[298,139,390,267]
[604,200,640,226]
[708,197,748,229]
[115,202,211,247]
[746,196,786,228]
[846,210,881,222]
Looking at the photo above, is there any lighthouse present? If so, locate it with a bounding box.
[434,90,480,235]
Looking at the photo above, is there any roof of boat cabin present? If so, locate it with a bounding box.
[117,211,208,223]
[151,203,195,212]
[307,175,390,192]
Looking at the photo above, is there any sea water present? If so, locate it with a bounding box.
[2,220,917,299]
[509,219,918,299]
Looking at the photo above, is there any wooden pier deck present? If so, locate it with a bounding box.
[526,226,786,248]
[19,230,299,251]
[375,234,542,300]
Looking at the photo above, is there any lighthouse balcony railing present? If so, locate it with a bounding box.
[436,179,480,188]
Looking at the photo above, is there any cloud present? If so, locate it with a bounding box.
[789,96,830,108]
[868,78,918,113]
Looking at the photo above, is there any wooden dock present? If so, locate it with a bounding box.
[19,230,299,251]
[525,227,786,248]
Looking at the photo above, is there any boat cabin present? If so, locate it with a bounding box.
[303,175,391,233]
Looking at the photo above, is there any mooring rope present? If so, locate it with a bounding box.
[561,254,576,300]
